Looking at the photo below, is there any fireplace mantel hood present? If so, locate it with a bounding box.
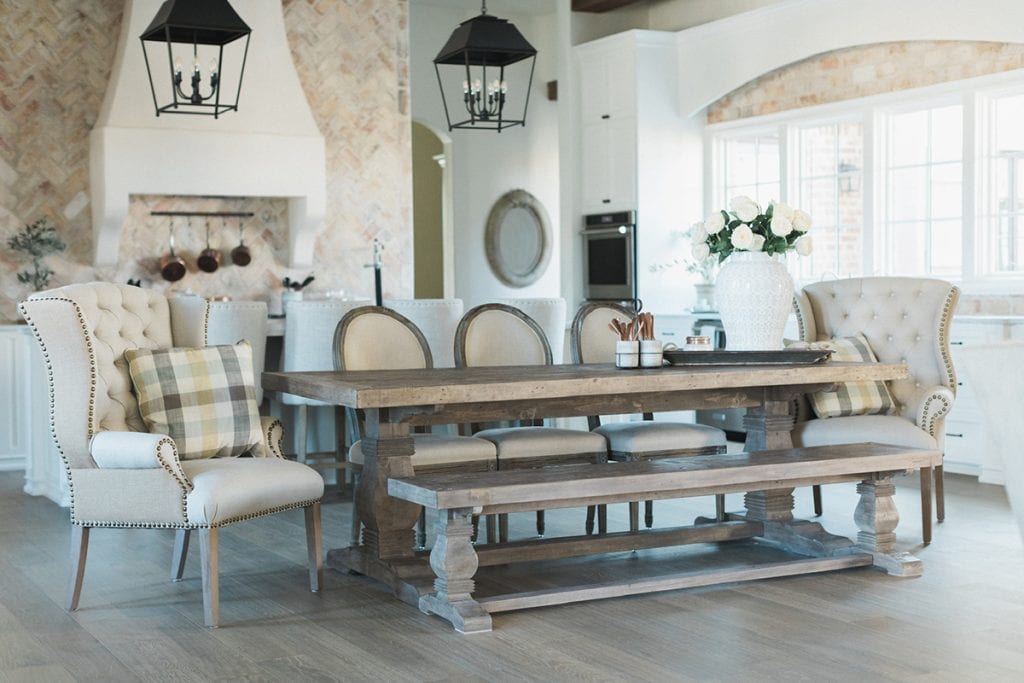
[90,0,325,267]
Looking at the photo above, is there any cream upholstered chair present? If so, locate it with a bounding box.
[456,303,608,541]
[18,283,324,628]
[572,302,728,533]
[497,297,567,363]
[335,306,497,547]
[280,298,371,478]
[384,298,464,368]
[206,300,268,406]
[792,277,960,544]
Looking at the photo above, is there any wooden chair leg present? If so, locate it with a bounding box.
[715,494,726,522]
[935,464,945,522]
[536,510,545,537]
[920,466,933,545]
[629,501,640,532]
[499,514,509,543]
[644,500,654,528]
[171,529,190,581]
[296,404,308,464]
[485,515,497,544]
[66,525,89,612]
[304,503,323,593]
[199,527,219,628]
[812,485,823,516]
[598,504,607,534]
[471,515,480,543]
[585,505,596,535]
[417,508,428,549]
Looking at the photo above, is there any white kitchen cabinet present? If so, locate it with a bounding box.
[944,315,1024,484]
[0,325,32,471]
[575,31,703,314]
[581,117,636,212]
[0,324,69,505]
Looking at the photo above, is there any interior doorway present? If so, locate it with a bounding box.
[411,121,453,298]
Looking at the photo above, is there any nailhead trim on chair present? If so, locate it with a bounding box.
[938,286,960,393]
[920,393,953,438]
[73,496,324,530]
[793,293,808,341]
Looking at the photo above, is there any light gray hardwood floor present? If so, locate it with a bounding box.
[1,468,1022,682]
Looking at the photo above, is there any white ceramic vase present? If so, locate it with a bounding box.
[714,251,794,350]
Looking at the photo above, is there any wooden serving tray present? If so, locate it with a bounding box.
[663,349,832,366]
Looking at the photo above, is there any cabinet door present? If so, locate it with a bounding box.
[578,48,635,125]
[581,117,636,213]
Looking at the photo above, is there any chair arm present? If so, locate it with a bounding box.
[88,431,192,491]
[907,385,955,438]
[250,416,285,458]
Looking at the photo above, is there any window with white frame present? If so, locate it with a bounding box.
[880,103,963,277]
[706,78,1012,285]
[980,90,1024,275]
[793,121,865,280]
[719,132,780,209]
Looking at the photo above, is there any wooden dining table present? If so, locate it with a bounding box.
[263,359,921,609]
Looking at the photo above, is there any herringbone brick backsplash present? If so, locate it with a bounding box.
[0,0,411,321]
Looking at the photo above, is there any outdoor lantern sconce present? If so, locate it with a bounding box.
[140,0,251,118]
[433,1,537,132]
[838,160,862,194]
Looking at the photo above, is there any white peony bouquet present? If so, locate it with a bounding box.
[691,196,813,263]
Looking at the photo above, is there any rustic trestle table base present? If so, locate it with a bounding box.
[263,361,933,633]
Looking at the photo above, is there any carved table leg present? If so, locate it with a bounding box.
[328,410,430,602]
[419,507,492,634]
[855,477,923,577]
[742,398,797,525]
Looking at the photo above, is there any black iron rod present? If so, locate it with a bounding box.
[150,211,254,218]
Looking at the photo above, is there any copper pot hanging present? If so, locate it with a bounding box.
[230,218,251,266]
[197,218,221,273]
[160,230,186,282]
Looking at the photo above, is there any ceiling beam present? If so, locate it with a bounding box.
[572,0,647,13]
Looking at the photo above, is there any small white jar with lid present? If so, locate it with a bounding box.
[684,335,713,351]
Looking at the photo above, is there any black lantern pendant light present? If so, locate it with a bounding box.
[433,1,537,132]
[139,0,251,118]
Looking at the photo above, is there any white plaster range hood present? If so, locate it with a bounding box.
[90,0,325,267]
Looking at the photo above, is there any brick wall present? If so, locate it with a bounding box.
[708,41,1024,124]
[0,0,411,322]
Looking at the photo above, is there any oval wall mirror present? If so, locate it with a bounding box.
[485,189,552,288]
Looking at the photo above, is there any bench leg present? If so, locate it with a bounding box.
[855,477,922,577]
[419,507,492,634]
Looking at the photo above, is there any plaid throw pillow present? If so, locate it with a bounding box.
[125,342,262,459]
[808,334,896,419]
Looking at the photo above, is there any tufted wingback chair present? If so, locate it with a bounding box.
[792,277,960,544]
[18,283,324,627]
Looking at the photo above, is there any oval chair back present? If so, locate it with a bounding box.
[570,301,635,365]
[333,306,433,372]
[455,303,552,368]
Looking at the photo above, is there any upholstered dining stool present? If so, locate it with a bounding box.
[496,297,567,364]
[206,300,268,406]
[384,298,464,368]
[791,276,960,544]
[571,301,728,533]
[335,306,497,548]
[279,298,370,487]
[19,283,324,628]
[456,303,608,541]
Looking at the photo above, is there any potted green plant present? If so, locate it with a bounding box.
[8,218,66,291]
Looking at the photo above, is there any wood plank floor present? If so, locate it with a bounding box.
[1,468,1022,682]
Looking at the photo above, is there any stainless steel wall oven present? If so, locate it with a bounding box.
[582,211,637,302]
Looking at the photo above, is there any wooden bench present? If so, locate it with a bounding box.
[388,442,940,634]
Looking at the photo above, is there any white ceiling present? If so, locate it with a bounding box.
[415,0,560,17]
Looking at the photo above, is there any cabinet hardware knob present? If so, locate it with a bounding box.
[945,432,964,438]
[602,199,611,204]
[601,114,610,119]
[951,341,964,345]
